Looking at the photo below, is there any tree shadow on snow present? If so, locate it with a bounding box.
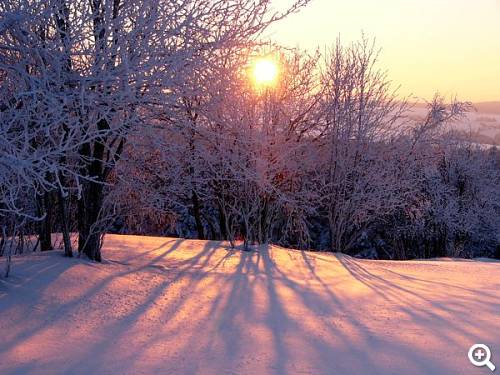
[1,239,498,375]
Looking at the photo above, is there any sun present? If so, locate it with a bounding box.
[251,57,279,86]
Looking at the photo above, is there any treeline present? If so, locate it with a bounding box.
[1,1,499,274]
[113,41,500,260]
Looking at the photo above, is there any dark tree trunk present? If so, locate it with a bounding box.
[78,180,104,262]
[191,190,205,240]
[58,189,73,257]
[77,118,111,262]
[259,199,269,243]
[218,202,228,240]
[0,233,5,257]
[202,213,217,240]
[36,191,53,251]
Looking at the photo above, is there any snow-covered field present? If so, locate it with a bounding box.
[0,234,499,375]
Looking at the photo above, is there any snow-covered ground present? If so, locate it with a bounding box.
[0,234,499,375]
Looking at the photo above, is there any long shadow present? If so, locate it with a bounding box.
[259,248,376,372]
[0,252,73,300]
[0,238,192,359]
[337,254,500,343]
[59,239,239,373]
[199,245,372,374]
[199,245,449,374]
[3,239,494,374]
[380,266,500,300]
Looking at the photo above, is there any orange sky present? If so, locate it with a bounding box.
[268,0,500,102]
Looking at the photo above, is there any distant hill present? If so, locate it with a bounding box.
[472,102,500,114]
[406,101,500,146]
[409,101,500,115]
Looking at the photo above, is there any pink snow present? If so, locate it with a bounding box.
[0,234,499,374]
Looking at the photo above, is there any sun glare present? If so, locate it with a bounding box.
[251,58,279,86]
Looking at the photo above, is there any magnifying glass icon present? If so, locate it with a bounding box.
[469,344,496,371]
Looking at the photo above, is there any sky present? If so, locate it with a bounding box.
[268,0,500,102]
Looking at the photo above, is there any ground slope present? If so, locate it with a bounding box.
[0,235,499,375]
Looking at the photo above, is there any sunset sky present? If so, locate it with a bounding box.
[269,0,500,102]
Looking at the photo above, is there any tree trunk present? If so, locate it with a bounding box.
[202,213,217,240]
[218,202,228,240]
[0,234,4,257]
[36,191,53,251]
[77,118,111,262]
[78,181,103,261]
[58,189,73,257]
[259,199,269,244]
[191,190,205,240]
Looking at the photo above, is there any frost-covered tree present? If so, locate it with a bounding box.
[314,37,408,253]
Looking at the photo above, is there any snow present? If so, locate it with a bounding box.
[0,234,499,375]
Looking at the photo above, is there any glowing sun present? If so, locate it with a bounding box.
[251,58,279,86]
